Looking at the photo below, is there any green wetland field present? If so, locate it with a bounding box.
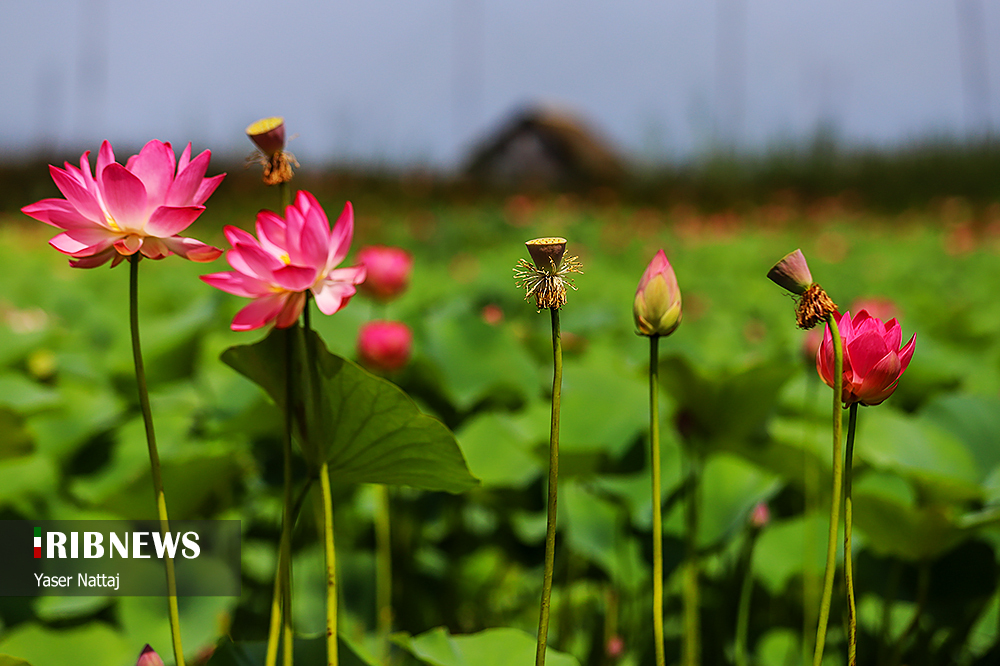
[2,150,1000,666]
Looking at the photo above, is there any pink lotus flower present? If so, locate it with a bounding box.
[357,320,413,371]
[201,191,366,331]
[356,245,413,301]
[633,249,682,337]
[21,140,224,268]
[817,309,915,406]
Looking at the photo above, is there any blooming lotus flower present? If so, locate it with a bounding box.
[21,140,224,268]
[201,191,366,331]
[817,309,915,406]
[356,245,413,301]
[633,249,682,337]
[357,320,413,371]
[136,645,164,666]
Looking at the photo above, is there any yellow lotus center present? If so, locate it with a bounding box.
[279,253,291,265]
[246,117,284,136]
[104,213,121,232]
[526,237,567,246]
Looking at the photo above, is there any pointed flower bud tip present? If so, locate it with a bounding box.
[137,645,165,666]
[634,249,682,337]
[767,248,813,295]
[246,117,286,156]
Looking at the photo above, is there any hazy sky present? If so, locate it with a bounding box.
[3,0,999,168]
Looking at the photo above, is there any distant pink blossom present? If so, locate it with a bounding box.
[21,140,224,268]
[201,191,366,331]
[357,320,413,371]
[356,245,413,301]
[817,309,915,406]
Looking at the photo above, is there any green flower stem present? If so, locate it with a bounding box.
[649,335,666,666]
[535,306,563,666]
[844,402,860,666]
[300,297,338,666]
[802,370,821,666]
[267,328,298,666]
[320,461,338,666]
[375,484,393,660]
[734,528,759,666]
[129,256,185,666]
[813,312,844,666]
[279,180,291,209]
[683,453,701,666]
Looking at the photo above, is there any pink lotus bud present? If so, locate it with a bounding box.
[606,635,625,658]
[356,245,414,301]
[245,117,286,156]
[633,249,682,337]
[357,320,413,372]
[767,249,813,295]
[137,645,165,666]
[817,309,916,406]
[750,501,770,529]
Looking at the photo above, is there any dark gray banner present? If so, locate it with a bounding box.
[0,520,241,596]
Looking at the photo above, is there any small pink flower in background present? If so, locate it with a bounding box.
[201,191,366,331]
[137,645,164,666]
[633,249,682,337]
[21,140,224,268]
[356,245,413,301]
[357,320,413,372]
[750,501,770,529]
[605,635,624,659]
[817,309,915,406]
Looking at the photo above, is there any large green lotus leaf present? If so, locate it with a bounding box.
[752,512,830,597]
[561,480,647,588]
[207,635,377,666]
[85,448,244,520]
[659,355,795,448]
[0,407,33,462]
[392,626,580,666]
[422,300,541,410]
[118,596,239,664]
[664,453,778,548]
[850,490,965,560]
[26,379,123,462]
[0,657,34,666]
[0,455,57,509]
[0,623,132,666]
[0,373,60,413]
[857,408,980,504]
[222,326,478,493]
[455,412,542,488]
[921,393,1000,483]
[558,348,649,458]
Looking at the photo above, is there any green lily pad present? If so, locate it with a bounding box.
[222,326,478,493]
[392,626,580,666]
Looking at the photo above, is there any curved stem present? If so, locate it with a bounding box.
[129,256,185,666]
[844,403,859,666]
[320,462,338,666]
[535,307,563,666]
[813,313,844,666]
[649,336,666,666]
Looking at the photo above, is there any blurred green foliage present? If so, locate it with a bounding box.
[2,156,1000,666]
